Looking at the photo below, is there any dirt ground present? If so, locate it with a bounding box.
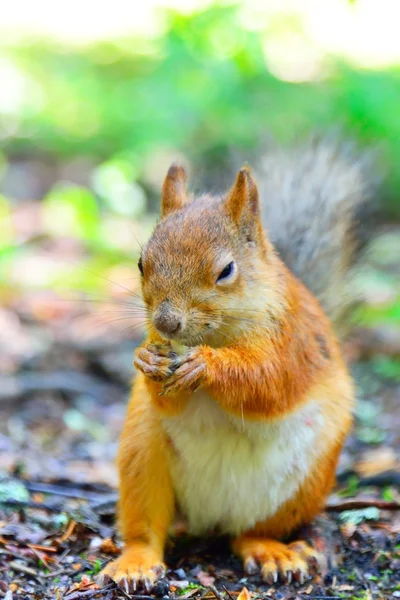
[1,239,400,599]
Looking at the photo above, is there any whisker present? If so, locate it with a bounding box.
[80,310,149,320]
[218,330,237,344]
[128,226,144,252]
[112,321,150,339]
[212,308,267,314]
[59,291,146,308]
[190,292,219,311]
[89,315,148,326]
[56,295,145,307]
[76,265,144,302]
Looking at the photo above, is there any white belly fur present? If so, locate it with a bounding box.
[162,391,324,536]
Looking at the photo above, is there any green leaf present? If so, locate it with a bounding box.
[0,478,29,503]
[339,507,380,525]
[43,184,100,243]
[0,195,15,251]
[371,356,400,382]
[92,158,146,218]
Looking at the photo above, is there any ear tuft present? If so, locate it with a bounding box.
[225,165,260,226]
[167,163,186,180]
[161,163,188,217]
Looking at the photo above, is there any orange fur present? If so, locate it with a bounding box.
[100,374,174,588]
[247,440,345,540]
[232,538,322,584]
[231,442,345,583]
[99,163,355,587]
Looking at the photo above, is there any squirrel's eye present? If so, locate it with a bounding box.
[138,256,144,276]
[217,261,235,283]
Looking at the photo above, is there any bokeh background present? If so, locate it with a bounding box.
[0,0,400,498]
[1,1,400,596]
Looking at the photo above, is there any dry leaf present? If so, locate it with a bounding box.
[237,587,251,600]
[304,584,314,594]
[356,447,398,477]
[100,537,121,555]
[337,585,355,592]
[196,570,215,587]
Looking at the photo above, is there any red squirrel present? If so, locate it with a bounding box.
[99,140,374,590]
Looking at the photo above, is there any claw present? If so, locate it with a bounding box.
[237,538,320,588]
[245,557,258,575]
[98,546,165,592]
[143,577,152,592]
[307,555,318,569]
[153,564,166,579]
[295,569,304,584]
[120,578,129,594]
[263,570,278,585]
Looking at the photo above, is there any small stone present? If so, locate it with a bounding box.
[174,568,187,580]
[152,579,170,598]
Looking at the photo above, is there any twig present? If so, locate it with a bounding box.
[337,469,400,487]
[305,597,342,600]
[0,548,35,562]
[28,544,51,569]
[209,585,223,600]
[9,560,39,578]
[42,567,73,578]
[62,588,106,600]
[22,481,106,501]
[55,520,77,545]
[16,475,114,495]
[326,498,400,512]
[17,481,118,508]
[126,597,163,600]
[63,583,111,598]
[28,544,58,553]
[0,499,61,512]
[223,586,235,600]
[55,547,71,566]
[113,584,131,599]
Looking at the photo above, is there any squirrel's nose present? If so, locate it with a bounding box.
[153,307,183,337]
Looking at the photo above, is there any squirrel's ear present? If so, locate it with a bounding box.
[161,164,188,217]
[225,167,261,241]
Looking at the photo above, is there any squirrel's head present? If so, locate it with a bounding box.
[139,164,285,347]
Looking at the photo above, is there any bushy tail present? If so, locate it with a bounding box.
[257,138,379,328]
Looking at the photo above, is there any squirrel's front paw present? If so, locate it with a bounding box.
[134,343,178,382]
[161,347,207,396]
[98,543,166,593]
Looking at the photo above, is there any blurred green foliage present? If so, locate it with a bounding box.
[0,3,399,326]
[1,4,399,208]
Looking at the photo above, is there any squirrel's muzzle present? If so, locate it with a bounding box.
[153,301,185,338]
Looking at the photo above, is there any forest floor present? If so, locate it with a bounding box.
[0,231,400,599]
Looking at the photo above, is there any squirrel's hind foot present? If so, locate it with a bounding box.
[233,537,324,585]
[97,543,165,593]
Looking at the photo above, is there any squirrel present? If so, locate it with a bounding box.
[99,140,375,590]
